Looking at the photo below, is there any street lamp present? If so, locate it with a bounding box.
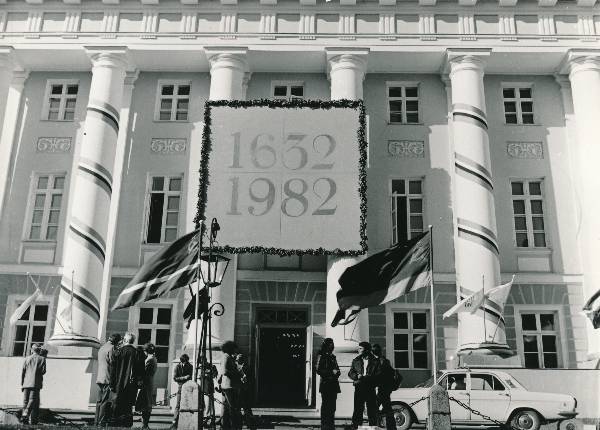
[191,217,229,430]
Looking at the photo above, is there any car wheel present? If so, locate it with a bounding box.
[509,409,541,430]
[382,403,412,430]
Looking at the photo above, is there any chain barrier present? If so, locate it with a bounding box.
[448,395,518,430]
[0,405,83,429]
[408,396,429,407]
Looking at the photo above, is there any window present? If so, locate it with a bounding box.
[503,86,534,124]
[439,373,467,391]
[470,374,505,391]
[387,84,419,124]
[391,179,424,245]
[272,82,304,100]
[145,176,182,244]
[11,301,50,357]
[511,180,547,248]
[26,174,66,241]
[155,82,191,121]
[43,80,79,121]
[519,311,560,369]
[389,310,429,369]
[137,305,172,364]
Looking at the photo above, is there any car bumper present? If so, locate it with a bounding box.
[558,411,578,419]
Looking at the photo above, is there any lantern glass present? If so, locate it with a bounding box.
[200,254,230,287]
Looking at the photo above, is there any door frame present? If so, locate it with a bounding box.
[251,303,313,406]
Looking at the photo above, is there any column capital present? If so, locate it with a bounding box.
[0,46,24,73]
[124,70,140,86]
[84,46,133,71]
[325,48,369,76]
[205,47,249,75]
[559,49,600,77]
[442,49,491,75]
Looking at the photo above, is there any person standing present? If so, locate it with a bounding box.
[21,343,46,425]
[236,353,256,429]
[372,344,396,430]
[136,343,158,430]
[110,332,145,427]
[348,341,380,429]
[219,340,242,430]
[96,333,121,426]
[197,354,218,423]
[171,354,193,429]
[316,338,340,430]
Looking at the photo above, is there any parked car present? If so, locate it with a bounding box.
[386,369,577,430]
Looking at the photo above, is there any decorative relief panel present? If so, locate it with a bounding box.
[388,140,425,158]
[507,141,543,159]
[150,138,187,154]
[36,137,72,153]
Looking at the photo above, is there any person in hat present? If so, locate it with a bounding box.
[21,343,46,424]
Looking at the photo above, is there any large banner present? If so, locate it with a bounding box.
[197,100,367,256]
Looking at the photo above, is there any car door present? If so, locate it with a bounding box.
[467,373,511,424]
[439,372,471,422]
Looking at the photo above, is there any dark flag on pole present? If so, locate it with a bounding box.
[331,231,432,327]
[112,229,200,310]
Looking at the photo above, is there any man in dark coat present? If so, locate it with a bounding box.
[95,333,121,426]
[171,353,193,429]
[372,344,396,430]
[348,341,380,429]
[21,343,46,425]
[110,332,145,427]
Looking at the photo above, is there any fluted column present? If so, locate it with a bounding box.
[566,53,600,361]
[185,49,248,351]
[325,50,369,357]
[0,48,28,219]
[50,49,129,348]
[448,53,510,355]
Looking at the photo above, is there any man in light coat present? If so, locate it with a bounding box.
[219,341,242,430]
[21,343,46,425]
[95,333,121,426]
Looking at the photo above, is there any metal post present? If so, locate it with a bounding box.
[192,221,205,382]
[482,274,486,344]
[428,225,437,379]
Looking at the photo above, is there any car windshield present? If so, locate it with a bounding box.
[416,371,444,388]
[504,374,526,389]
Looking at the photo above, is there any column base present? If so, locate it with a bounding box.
[48,333,101,349]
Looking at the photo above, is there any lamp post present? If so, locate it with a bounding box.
[192,218,230,430]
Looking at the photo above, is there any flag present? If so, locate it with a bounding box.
[331,231,431,327]
[443,287,486,319]
[442,275,515,319]
[112,229,201,310]
[582,289,600,329]
[9,289,41,325]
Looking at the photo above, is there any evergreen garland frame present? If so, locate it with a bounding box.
[195,98,368,256]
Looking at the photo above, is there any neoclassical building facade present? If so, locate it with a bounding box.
[0,0,599,418]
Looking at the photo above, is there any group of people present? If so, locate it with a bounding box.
[172,340,255,430]
[317,339,398,430]
[95,332,157,429]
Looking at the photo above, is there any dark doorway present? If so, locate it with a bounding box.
[255,309,309,407]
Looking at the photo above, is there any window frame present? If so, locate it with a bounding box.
[41,79,80,122]
[270,80,305,100]
[385,81,421,125]
[1,294,55,357]
[142,173,185,245]
[513,305,568,369]
[389,177,426,246]
[509,178,549,249]
[386,303,431,370]
[153,80,192,122]
[501,83,536,125]
[127,299,178,369]
[22,172,68,242]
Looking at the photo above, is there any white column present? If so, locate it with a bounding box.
[50,49,129,348]
[97,70,139,342]
[185,49,248,350]
[325,50,369,357]
[0,49,28,219]
[566,53,600,362]
[448,53,511,356]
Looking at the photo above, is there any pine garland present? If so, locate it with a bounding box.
[195,98,368,256]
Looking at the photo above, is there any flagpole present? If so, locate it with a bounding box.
[70,270,75,334]
[192,222,204,383]
[482,274,486,344]
[428,225,437,379]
